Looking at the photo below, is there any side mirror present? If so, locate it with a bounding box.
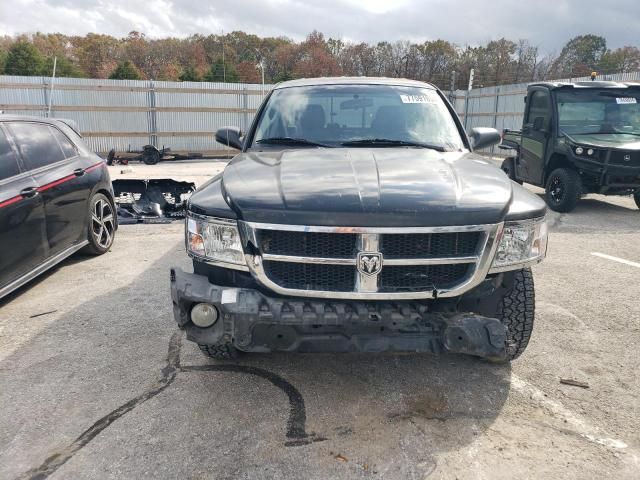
[468,127,501,150]
[215,126,243,150]
[532,116,545,131]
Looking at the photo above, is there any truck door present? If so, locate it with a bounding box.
[518,88,552,186]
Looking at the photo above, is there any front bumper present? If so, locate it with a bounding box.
[170,268,508,360]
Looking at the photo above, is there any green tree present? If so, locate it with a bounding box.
[5,41,44,76]
[43,56,84,78]
[554,34,607,77]
[203,58,239,82]
[179,65,201,81]
[108,60,143,80]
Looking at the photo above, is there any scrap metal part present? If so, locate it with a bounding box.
[113,179,196,223]
[170,267,508,360]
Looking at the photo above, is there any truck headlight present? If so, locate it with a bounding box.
[489,218,548,273]
[186,214,246,266]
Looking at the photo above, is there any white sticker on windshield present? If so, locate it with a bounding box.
[400,93,438,104]
[616,97,637,104]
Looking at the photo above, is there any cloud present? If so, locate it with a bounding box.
[0,0,639,51]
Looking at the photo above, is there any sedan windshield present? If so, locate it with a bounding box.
[557,89,640,136]
[252,84,464,150]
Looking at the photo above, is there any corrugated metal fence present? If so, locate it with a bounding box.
[450,71,640,155]
[1,71,639,155]
[0,75,271,154]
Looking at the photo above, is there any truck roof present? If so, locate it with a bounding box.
[530,81,640,90]
[274,76,437,90]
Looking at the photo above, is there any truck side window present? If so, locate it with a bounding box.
[526,91,550,129]
[6,122,66,171]
[0,128,21,181]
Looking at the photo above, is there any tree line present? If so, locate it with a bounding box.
[1,30,638,90]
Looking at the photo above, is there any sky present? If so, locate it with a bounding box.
[1,0,639,51]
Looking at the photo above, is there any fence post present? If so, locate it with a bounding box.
[149,80,158,148]
[463,69,474,130]
[490,86,500,155]
[242,86,249,132]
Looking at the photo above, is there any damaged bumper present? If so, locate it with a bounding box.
[170,268,508,360]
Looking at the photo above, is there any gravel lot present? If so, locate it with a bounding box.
[0,159,639,479]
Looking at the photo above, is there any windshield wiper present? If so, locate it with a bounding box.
[256,137,333,147]
[341,138,447,152]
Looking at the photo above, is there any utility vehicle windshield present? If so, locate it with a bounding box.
[557,89,640,136]
[251,84,465,151]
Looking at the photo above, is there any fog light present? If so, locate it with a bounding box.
[190,303,219,328]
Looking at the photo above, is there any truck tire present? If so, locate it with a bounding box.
[497,268,535,361]
[198,342,239,360]
[501,157,523,185]
[545,167,582,213]
[142,149,160,165]
[634,191,640,210]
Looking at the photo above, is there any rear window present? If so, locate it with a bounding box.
[7,122,66,171]
[0,128,21,181]
[50,127,78,159]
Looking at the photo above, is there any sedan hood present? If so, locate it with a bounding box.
[215,148,513,227]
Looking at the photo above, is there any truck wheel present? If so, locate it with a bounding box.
[142,148,160,165]
[198,342,239,360]
[501,157,523,185]
[545,168,582,212]
[497,268,535,361]
[634,191,640,210]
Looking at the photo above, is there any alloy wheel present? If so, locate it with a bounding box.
[549,176,565,204]
[91,198,115,249]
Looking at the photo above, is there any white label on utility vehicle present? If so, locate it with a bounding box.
[400,93,438,104]
[616,97,637,104]
[221,288,238,304]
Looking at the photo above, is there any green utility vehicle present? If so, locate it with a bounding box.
[500,81,640,212]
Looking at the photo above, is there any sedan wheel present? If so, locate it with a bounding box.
[84,193,116,255]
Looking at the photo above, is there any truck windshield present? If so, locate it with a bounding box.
[252,84,464,151]
[557,89,640,136]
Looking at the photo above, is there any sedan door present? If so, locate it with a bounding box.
[0,126,48,293]
[6,122,92,256]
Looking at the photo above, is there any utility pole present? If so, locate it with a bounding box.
[463,68,474,130]
[448,70,456,104]
[221,29,226,83]
[47,56,57,118]
[254,48,265,98]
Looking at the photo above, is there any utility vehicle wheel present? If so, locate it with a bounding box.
[198,342,239,360]
[501,157,522,185]
[634,191,640,210]
[545,167,582,213]
[143,149,160,165]
[106,148,116,166]
[83,193,116,255]
[497,268,535,361]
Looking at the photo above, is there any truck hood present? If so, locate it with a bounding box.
[567,133,640,150]
[208,148,514,227]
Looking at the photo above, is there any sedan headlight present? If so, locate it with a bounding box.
[489,218,548,273]
[186,214,246,267]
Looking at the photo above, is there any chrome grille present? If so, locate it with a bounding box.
[240,222,503,300]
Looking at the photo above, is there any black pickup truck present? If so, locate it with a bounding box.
[170,77,548,362]
[500,81,640,212]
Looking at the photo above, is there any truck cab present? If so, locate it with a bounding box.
[500,81,640,212]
